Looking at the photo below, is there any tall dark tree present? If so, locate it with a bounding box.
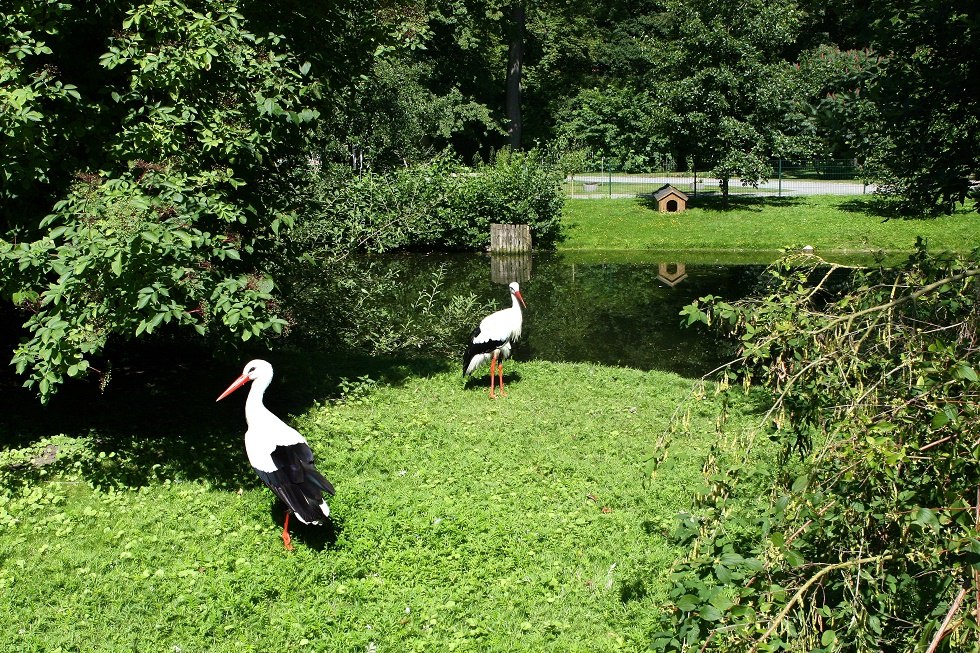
[862,0,980,214]
[506,3,525,149]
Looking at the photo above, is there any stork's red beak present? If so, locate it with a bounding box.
[515,290,526,308]
[216,374,251,402]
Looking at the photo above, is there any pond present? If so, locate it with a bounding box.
[354,248,897,379]
[368,251,777,378]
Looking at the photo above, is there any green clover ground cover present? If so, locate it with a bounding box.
[0,359,764,652]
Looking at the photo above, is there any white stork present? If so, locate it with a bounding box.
[463,281,526,398]
[216,359,334,550]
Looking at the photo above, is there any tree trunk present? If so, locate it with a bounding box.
[721,175,730,209]
[506,3,525,150]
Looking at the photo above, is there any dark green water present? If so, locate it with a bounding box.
[373,251,772,378]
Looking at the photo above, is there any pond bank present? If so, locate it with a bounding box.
[559,195,980,256]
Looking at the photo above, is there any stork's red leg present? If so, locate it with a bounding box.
[498,359,507,397]
[489,352,499,399]
[282,511,294,551]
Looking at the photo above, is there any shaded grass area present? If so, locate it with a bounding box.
[0,354,763,652]
[560,195,980,256]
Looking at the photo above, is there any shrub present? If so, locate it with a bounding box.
[453,148,566,250]
[292,148,565,254]
[659,244,980,652]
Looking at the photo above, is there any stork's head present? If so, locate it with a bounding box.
[508,281,526,308]
[216,359,273,401]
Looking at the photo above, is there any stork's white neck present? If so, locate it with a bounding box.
[509,293,524,342]
[245,374,274,429]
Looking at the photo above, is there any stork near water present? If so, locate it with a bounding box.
[463,281,526,398]
[216,359,335,550]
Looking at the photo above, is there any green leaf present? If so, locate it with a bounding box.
[821,630,837,646]
[714,564,732,583]
[784,550,804,567]
[913,507,940,530]
[790,475,808,493]
[173,230,194,247]
[676,594,698,612]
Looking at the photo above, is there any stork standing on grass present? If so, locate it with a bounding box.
[216,359,334,551]
[463,281,526,398]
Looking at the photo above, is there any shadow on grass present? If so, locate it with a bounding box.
[462,371,523,394]
[269,500,341,552]
[0,341,454,491]
[837,196,918,221]
[638,194,807,213]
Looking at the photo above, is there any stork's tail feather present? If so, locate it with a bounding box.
[305,466,336,497]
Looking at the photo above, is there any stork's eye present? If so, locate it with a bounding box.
[247,366,256,374]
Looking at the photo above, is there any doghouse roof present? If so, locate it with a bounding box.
[653,184,689,201]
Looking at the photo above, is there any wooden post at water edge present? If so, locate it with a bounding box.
[490,223,532,253]
[490,224,532,283]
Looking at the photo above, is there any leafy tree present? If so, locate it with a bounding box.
[658,244,980,650]
[399,0,606,159]
[555,85,669,171]
[655,0,819,205]
[1,0,114,226]
[861,0,980,214]
[795,45,881,160]
[1,0,319,401]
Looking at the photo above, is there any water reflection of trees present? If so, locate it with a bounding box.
[282,253,767,378]
[521,258,759,376]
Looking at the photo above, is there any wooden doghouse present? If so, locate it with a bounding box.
[653,184,689,213]
[657,262,687,287]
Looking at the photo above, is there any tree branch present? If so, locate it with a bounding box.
[925,587,967,653]
[817,268,980,334]
[749,555,893,653]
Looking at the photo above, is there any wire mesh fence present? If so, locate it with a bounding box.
[564,159,873,198]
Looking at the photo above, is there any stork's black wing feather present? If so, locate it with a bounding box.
[462,327,507,375]
[255,442,335,524]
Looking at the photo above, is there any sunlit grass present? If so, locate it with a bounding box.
[0,359,763,652]
[560,195,980,256]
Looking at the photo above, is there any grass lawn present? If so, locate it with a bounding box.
[0,358,764,652]
[560,195,980,256]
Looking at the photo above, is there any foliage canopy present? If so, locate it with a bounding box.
[3,0,980,401]
[661,244,980,651]
[1,0,319,400]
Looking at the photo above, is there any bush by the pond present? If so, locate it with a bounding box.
[449,148,565,250]
[292,149,565,253]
